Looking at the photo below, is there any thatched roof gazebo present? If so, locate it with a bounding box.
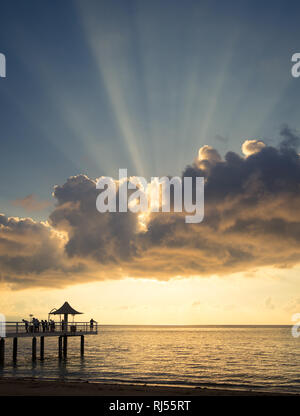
[49,301,82,323]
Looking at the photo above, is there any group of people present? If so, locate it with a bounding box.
[21,318,97,333]
[22,318,56,333]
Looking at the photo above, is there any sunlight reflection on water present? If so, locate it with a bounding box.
[1,326,299,393]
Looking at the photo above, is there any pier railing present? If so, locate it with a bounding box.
[4,321,98,337]
[0,321,97,363]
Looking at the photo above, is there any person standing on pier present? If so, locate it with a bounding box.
[41,320,46,332]
[32,317,36,332]
[22,319,29,333]
[89,318,96,331]
[50,320,55,332]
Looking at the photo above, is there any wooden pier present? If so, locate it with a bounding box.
[0,302,98,364]
[0,321,98,364]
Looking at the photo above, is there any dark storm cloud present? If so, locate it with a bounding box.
[0,214,87,289]
[48,137,300,280]
[49,174,138,262]
[1,133,300,288]
[279,125,300,151]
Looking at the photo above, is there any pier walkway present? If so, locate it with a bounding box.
[5,321,98,338]
[0,322,98,364]
[0,301,98,364]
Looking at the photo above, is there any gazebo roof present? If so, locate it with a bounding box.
[51,301,82,315]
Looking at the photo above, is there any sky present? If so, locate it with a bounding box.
[1,0,300,324]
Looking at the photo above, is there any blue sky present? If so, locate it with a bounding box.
[0,0,300,220]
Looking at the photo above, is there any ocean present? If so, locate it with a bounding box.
[1,325,299,394]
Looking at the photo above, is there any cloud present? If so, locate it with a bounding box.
[1,129,300,288]
[12,194,51,212]
[0,214,74,288]
[195,145,222,173]
[198,145,222,164]
[242,139,266,157]
[279,125,300,151]
[49,174,139,262]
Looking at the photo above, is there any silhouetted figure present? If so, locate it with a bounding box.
[50,319,55,332]
[62,319,67,332]
[90,318,95,331]
[22,319,29,333]
[32,317,37,333]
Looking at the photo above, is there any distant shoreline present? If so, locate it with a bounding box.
[0,377,297,396]
[94,324,293,328]
[1,324,294,328]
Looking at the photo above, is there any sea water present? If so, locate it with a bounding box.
[1,325,299,394]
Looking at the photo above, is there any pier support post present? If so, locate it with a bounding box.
[58,336,62,359]
[32,337,36,361]
[0,338,4,365]
[63,335,67,358]
[80,335,84,356]
[40,336,44,360]
[13,337,18,362]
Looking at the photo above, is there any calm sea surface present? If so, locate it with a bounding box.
[1,326,299,394]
